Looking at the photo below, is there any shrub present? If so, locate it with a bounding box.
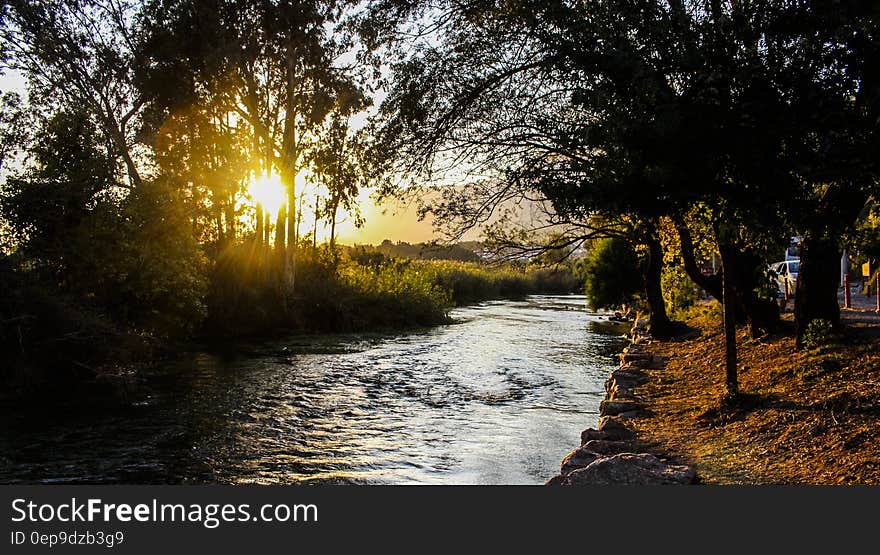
[801,319,835,350]
[204,251,581,336]
[583,237,642,311]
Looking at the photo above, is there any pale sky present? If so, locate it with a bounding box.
[326,189,441,245]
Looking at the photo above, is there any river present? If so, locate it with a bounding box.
[0,295,629,485]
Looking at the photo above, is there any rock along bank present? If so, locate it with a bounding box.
[546,318,698,486]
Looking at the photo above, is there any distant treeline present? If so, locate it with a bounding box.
[365,240,483,263]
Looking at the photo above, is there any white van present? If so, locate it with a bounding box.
[769,259,799,297]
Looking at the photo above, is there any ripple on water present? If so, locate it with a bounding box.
[0,295,627,485]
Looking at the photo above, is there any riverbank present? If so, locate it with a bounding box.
[546,318,698,485]
[551,307,880,485]
[622,310,880,484]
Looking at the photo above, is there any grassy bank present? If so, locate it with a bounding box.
[206,246,581,336]
[630,307,880,484]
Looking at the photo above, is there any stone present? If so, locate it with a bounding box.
[599,399,644,417]
[610,378,643,394]
[580,428,609,443]
[545,474,566,486]
[609,385,641,402]
[560,447,602,475]
[620,352,653,364]
[611,367,648,384]
[581,440,630,456]
[606,370,648,394]
[604,377,615,393]
[562,453,697,485]
[618,362,647,373]
[616,410,644,419]
[596,416,636,441]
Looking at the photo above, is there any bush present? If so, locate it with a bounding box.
[1,110,207,339]
[801,319,835,350]
[0,255,158,391]
[583,237,642,311]
[78,181,209,338]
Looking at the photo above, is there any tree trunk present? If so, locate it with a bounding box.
[729,246,779,338]
[99,112,143,189]
[274,204,287,254]
[263,211,271,248]
[644,226,673,338]
[719,243,739,398]
[281,44,299,292]
[329,197,338,249]
[313,196,319,250]
[288,187,296,249]
[680,215,776,337]
[255,203,264,247]
[675,217,723,301]
[225,191,236,243]
[214,205,224,246]
[795,234,842,346]
[793,184,868,346]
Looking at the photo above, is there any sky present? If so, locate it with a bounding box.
[324,189,441,245]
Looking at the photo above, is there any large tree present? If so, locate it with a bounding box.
[365,0,879,397]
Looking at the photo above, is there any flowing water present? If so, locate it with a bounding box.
[0,295,629,485]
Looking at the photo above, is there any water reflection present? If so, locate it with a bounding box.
[1,295,629,485]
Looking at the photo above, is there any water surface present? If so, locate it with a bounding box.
[1,295,628,484]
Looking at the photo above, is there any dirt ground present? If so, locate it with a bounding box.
[630,308,880,484]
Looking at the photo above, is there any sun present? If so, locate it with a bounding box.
[250,172,287,216]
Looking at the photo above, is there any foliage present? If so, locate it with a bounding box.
[0,254,158,391]
[357,240,481,262]
[84,180,210,337]
[850,203,880,271]
[679,301,723,330]
[1,110,208,338]
[1,109,118,264]
[2,0,148,186]
[801,319,836,351]
[661,263,699,318]
[0,91,31,173]
[206,247,581,336]
[582,237,642,312]
[367,0,880,391]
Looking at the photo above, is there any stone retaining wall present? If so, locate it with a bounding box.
[546,318,698,485]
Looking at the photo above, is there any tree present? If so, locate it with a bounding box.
[365,0,879,397]
[1,109,118,274]
[0,91,31,174]
[151,97,251,248]
[1,107,207,337]
[311,97,370,250]
[138,0,371,297]
[3,0,148,187]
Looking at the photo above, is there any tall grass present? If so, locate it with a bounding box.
[411,259,580,305]
[205,245,582,337]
